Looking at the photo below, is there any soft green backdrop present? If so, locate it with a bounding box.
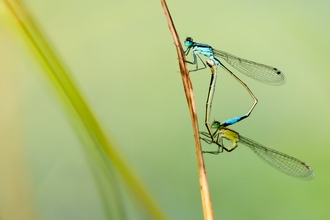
[1,0,329,219]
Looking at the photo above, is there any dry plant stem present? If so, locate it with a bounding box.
[160,1,214,219]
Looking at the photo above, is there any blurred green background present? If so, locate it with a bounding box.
[1,0,330,219]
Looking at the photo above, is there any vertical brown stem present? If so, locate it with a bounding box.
[160,1,214,219]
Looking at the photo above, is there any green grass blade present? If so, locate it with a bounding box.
[2,1,167,219]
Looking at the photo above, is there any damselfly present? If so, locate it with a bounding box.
[201,61,314,179]
[184,37,285,128]
[184,37,285,85]
[200,121,314,180]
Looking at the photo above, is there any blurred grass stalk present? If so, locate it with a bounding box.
[0,0,166,219]
[0,12,36,220]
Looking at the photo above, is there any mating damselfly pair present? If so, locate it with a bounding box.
[184,37,314,180]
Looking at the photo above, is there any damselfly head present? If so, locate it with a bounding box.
[211,121,221,129]
[184,37,194,47]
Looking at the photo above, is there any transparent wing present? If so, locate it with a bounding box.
[213,49,286,86]
[239,135,314,180]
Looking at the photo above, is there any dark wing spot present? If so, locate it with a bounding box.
[273,68,282,75]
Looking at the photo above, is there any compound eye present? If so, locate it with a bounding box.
[186,37,193,42]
